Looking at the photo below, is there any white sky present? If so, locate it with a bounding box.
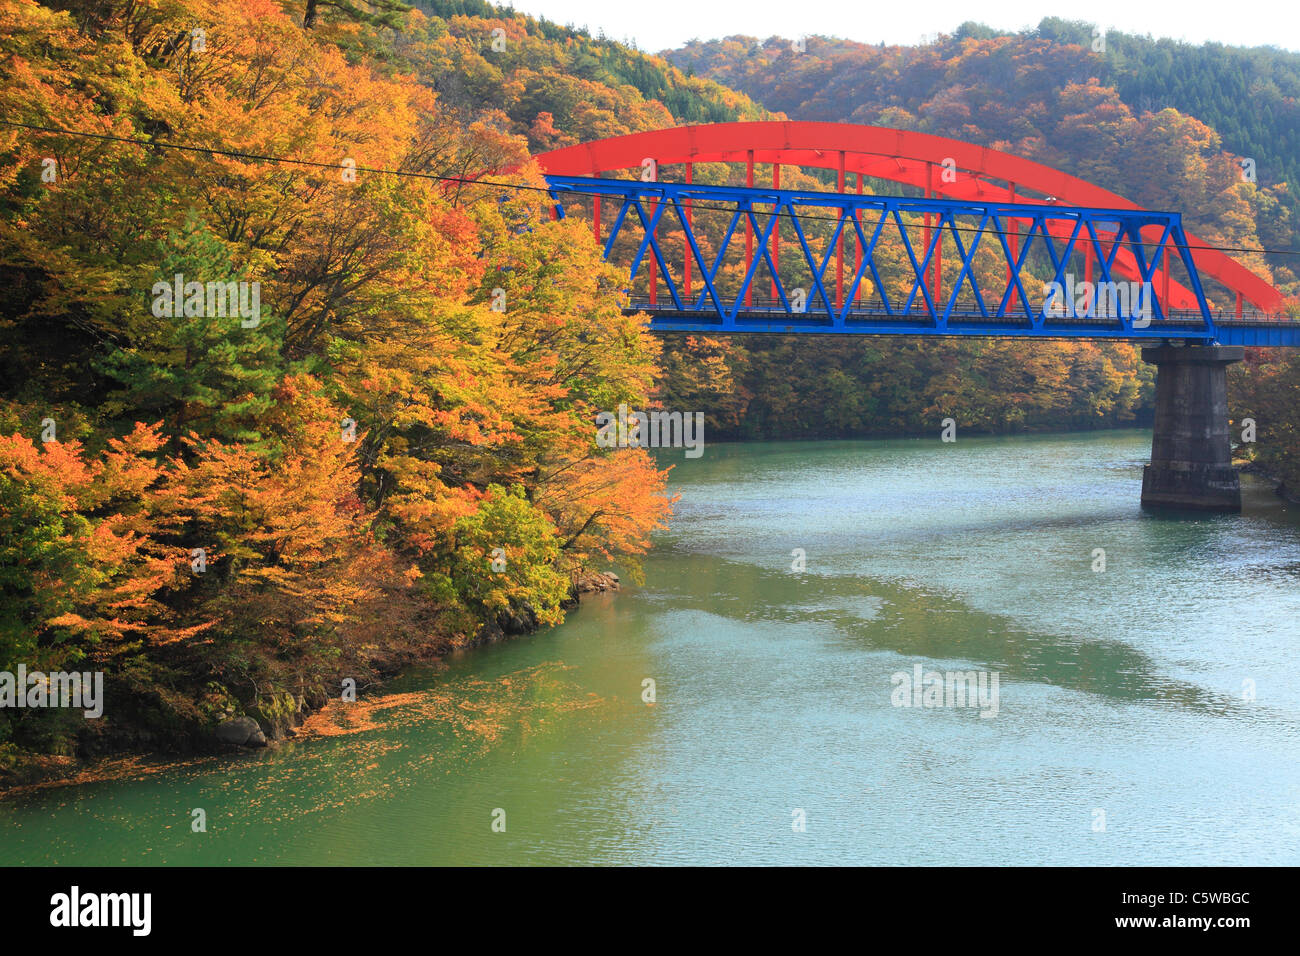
[504,0,1300,53]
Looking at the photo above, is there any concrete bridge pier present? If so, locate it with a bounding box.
[1140,344,1244,512]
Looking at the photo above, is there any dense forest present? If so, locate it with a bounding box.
[2,0,1299,779]
[406,0,770,133]
[0,0,700,778]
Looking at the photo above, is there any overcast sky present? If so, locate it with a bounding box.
[503,0,1299,54]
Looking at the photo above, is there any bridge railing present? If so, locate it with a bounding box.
[546,175,1220,341]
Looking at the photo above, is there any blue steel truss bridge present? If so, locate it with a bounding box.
[544,175,1300,349]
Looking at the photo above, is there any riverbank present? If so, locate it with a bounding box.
[0,570,621,793]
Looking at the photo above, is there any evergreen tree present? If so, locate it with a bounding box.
[96,214,283,450]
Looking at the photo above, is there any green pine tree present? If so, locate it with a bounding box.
[97,213,283,450]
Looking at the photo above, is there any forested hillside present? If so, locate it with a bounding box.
[406,0,770,142]
[665,20,1300,476]
[667,18,1299,282]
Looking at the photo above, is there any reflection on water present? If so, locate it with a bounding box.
[2,430,1299,865]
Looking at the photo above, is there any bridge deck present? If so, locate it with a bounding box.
[626,299,1300,346]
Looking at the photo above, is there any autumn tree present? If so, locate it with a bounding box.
[301,0,410,30]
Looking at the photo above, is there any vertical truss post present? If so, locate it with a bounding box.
[772,163,780,300]
[1162,243,1170,310]
[1084,230,1093,313]
[648,193,657,307]
[745,150,754,309]
[924,163,933,237]
[924,163,933,312]
[1007,182,1018,310]
[836,150,846,311]
[684,162,692,299]
[856,173,864,306]
[934,208,943,307]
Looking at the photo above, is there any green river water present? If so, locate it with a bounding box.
[2,430,1299,865]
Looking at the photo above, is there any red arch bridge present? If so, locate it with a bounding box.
[531,123,1299,511]
[535,122,1296,347]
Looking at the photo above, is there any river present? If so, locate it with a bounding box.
[3,430,1299,865]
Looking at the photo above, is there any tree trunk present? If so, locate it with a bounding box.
[304,0,318,28]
